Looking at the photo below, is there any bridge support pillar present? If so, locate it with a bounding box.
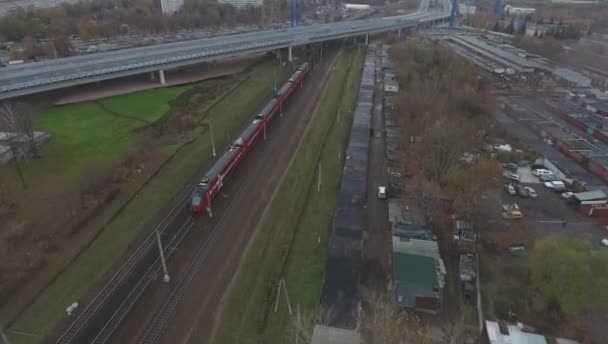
[159,69,166,85]
[398,28,402,39]
[365,33,369,45]
[150,72,156,81]
[288,46,293,63]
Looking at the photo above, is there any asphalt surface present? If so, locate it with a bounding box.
[361,46,390,290]
[107,48,341,344]
[496,106,608,248]
[0,11,450,99]
[496,106,608,193]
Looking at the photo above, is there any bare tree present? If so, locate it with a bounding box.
[0,101,38,157]
[0,102,28,188]
[361,289,433,344]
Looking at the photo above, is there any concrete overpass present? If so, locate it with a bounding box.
[0,10,449,100]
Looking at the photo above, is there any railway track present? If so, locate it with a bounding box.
[89,217,194,344]
[137,147,269,344]
[54,189,195,344]
[46,47,338,344]
[50,61,312,344]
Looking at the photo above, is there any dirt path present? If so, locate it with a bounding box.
[105,49,341,344]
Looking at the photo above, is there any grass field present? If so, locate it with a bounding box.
[213,47,365,344]
[12,85,195,183]
[6,61,292,344]
[99,85,199,122]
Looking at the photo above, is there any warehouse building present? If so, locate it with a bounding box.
[160,0,184,14]
[218,0,263,7]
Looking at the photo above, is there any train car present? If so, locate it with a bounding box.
[191,62,310,214]
[276,62,311,109]
[257,98,279,126]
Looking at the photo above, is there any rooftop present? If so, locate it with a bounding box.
[311,325,361,344]
[393,253,438,289]
[484,321,580,344]
[573,190,607,202]
[554,68,592,88]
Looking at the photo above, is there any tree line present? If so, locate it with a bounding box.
[390,39,500,237]
[388,39,608,338]
[0,0,289,59]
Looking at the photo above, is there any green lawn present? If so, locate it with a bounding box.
[6,61,292,344]
[99,85,195,122]
[213,47,365,344]
[20,85,195,181]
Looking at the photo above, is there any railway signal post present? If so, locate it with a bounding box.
[156,230,171,283]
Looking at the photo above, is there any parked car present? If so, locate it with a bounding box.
[524,186,537,198]
[377,186,387,199]
[503,210,523,219]
[532,169,553,177]
[553,186,569,193]
[561,191,575,200]
[505,183,517,195]
[515,185,529,198]
[601,238,608,247]
[502,163,519,172]
[539,174,559,182]
[544,180,566,189]
[531,162,546,170]
[502,203,522,219]
[505,172,520,182]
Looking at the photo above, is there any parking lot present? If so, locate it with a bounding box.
[494,165,607,253]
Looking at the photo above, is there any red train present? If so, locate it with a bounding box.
[191,62,310,214]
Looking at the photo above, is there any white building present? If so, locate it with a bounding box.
[482,320,579,344]
[344,3,371,10]
[504,5,536,17]
[458,4,477,15]
[160,0,184,14]
[218,0,263,7]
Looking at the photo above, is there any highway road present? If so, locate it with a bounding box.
[0,10,449,100]
[0,0,80,15]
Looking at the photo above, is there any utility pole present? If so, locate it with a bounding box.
[295,304,301,344]
[206,193,213,218]
[494,0,502,17]
[449,0,458,28]
[274,279,283,312]
[209,122,216,157]
[317,162,322,192]
[263,120,267,140]
[283,278,293,315]
[9,146,26,189]
[156,231,170,283]
[1,328,12,344]
[273,278,292,315]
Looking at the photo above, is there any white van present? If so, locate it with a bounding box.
[377,186,387,199]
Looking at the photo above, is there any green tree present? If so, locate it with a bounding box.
[529,236,608,317]
[420,118,474,184]
[78,18,98,41]
[0,16,27,41]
